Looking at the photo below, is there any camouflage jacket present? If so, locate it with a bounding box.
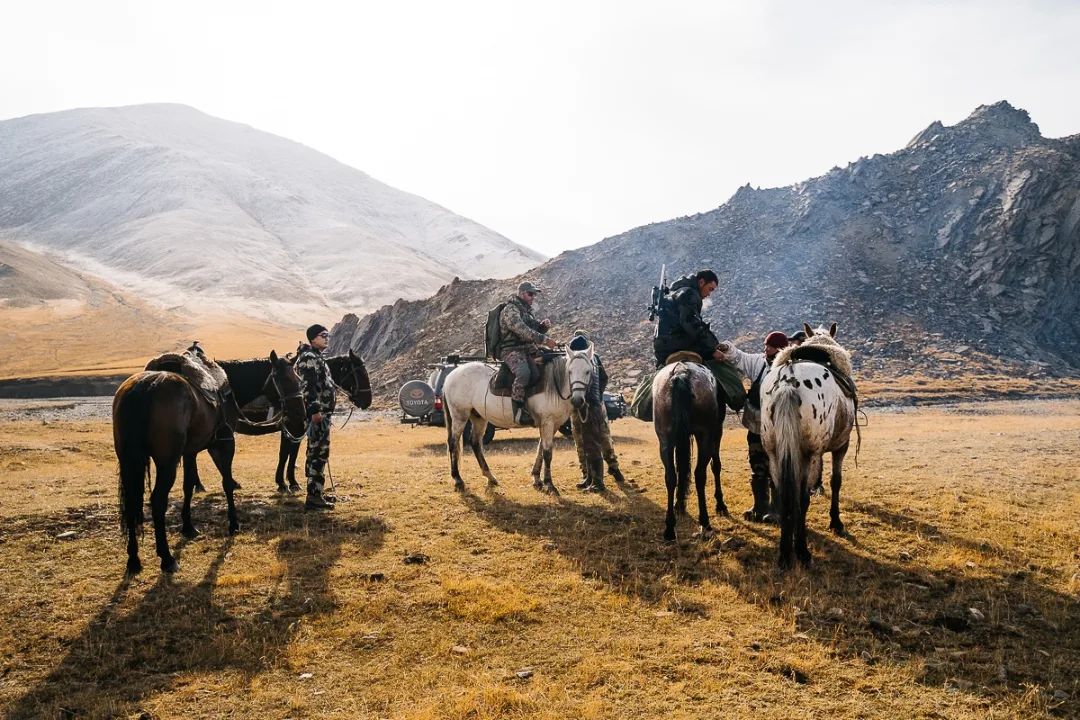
[499,295,548,353]
[296,344,336,419]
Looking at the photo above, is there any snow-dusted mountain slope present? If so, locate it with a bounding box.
[0,104,544,318]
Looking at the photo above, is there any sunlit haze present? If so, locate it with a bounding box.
[4,0,1078,256]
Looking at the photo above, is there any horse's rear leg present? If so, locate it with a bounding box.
[661,441,677,541]
[694,435,714,537]
[829,442,849,536]
[181,453,201,539]
[446,408,466,491]
[468,415,498,486]
[795,456,821,565]
[151,457,181,573]
[208,436,241,534]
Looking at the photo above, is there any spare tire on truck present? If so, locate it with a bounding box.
[398,380,436,418]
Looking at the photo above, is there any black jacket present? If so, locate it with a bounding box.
[652,275,720,365]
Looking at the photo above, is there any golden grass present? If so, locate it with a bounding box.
[0,400,1077,718]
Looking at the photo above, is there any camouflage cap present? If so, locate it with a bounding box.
[517,281,542,294]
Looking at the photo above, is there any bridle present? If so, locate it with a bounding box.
[266,364,307,443]
[552,350,593,402]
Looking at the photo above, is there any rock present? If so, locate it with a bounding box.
[55,531,77,540]
[515,667,534,680]
[934,610,971,632]
[451,645,471,655]
[403,552,430,565]
[868,617,898,635]
[298,672,314,680]
[967,607,985,622]
[825,607,845,620]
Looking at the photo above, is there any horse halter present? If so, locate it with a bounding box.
[267,364,306,442]
[566,352,594,397]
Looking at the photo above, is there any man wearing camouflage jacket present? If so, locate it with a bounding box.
[499,281,557,426]
[297,324,337,510]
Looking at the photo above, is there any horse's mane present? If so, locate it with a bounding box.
[217,358,273,405]
[774,334,853,376]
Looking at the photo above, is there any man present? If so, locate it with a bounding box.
[568,331,624,492]
[499,281,557,426]
[296,324,337,511]
[653,269,723,366]
[788,330,807,346]
[631,269,745,420]
[716,331,788,522]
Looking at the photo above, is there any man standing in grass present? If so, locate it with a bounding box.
[297,324,336,511]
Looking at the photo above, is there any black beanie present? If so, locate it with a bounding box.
[306,324,328,342]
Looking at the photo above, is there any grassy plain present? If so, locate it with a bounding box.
[0,401,1077,719]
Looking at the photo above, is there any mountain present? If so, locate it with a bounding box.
[0,104,544,322]
[328,102,1080,401]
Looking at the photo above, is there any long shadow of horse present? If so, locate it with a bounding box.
[458,489,1079,708]
[4,499,387,719]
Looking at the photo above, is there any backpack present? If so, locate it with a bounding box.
[485,302,508,360]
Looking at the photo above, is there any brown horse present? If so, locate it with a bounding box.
[652,360,728,541]
[114,350,304,574]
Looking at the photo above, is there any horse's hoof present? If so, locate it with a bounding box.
[182,526,201,540]
[486,476,499,487]
[288,484,302,494]
[797,550,813,566]
[162,558,180,574]
[193,484,206,493]
[585,483,606,494]
[229,523,240,536]
[663,529,676,543]
[532,478,544,491]
[576,479,592,491]
[695,526,715,540]
[126,558,142,575]
[811,484,825,497]
[543,482,560,496]
[275,484,289,495]
[228,479,243,491]
[453,478,465,492]
[716,503,730,517]
[830,520,846,537]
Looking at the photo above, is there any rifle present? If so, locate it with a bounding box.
[647,264,669,337]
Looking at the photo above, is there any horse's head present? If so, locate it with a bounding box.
[340,349,373,409]
[803,322,838,340]
[565,343,595,409]
[269,350,306,439]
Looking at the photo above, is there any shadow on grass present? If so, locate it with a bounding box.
[4,498,387,720]
[458,488,1079,712]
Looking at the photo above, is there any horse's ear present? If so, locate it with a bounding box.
[270,350,279,363]
[829,322,837,338]
[349,348,359,361]
[803,322,814,337]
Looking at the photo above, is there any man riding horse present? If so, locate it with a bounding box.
[499,281,557,426]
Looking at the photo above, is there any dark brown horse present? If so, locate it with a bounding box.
[114,350,304,574]
[187,349,372,493]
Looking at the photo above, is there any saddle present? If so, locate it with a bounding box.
[783,345,859,402]
[664,350,703,365]
[145,349,231,410]
[489,358,545,398]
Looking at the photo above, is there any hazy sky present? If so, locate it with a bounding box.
[4,0,1078,256]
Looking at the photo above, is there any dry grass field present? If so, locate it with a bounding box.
[0,401,1077,719]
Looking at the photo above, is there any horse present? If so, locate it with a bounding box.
[190,349,372,493]
[114,350,305,574]
[441,344,595,493]
[652,359,728,541]
[760,322,856,569]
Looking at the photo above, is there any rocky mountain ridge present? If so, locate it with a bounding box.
[329,102,1080,399]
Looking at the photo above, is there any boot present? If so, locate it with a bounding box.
[305,487,335,511]
[512,399,534,427]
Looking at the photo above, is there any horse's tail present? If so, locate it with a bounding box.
[670,366,694,496]
[115,379,154,533]
[771,382,806,527]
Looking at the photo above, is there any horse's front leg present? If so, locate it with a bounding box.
[468,417,498,487]
[539,421,558,495]
[181,452,200,539]
[208,435,240,535]
[447,409,467,491]
[151,458,180,573]
[711,432,728,516]
[274,433,291,492]
[829,442,849,536]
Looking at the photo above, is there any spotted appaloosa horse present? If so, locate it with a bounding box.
[760,323,855,569]
[652,360,728,542]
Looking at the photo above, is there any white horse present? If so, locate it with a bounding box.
[442,345,595,493]
[760,322,856,569]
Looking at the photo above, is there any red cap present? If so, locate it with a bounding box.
[764,331,788,349]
